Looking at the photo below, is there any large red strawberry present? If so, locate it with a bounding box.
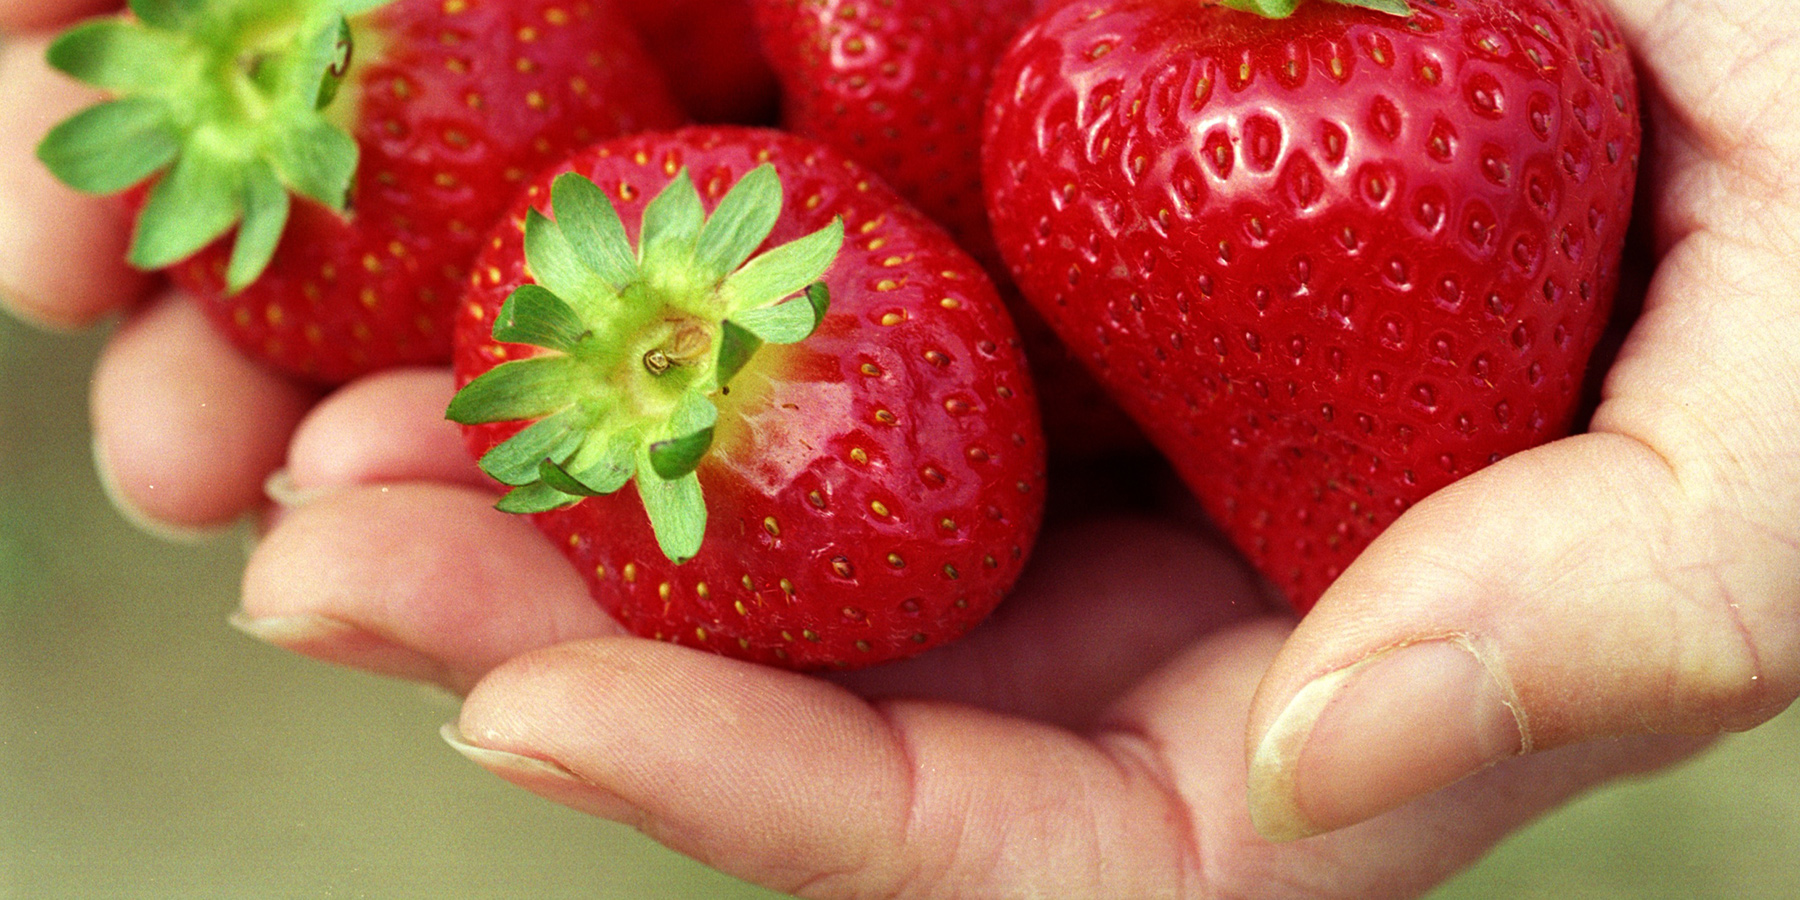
[983,0,1640,611]
[37,0,684,383]
[752,0,1149,460]
[447,126,1046,670]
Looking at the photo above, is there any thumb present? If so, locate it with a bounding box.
[1243,431,1800,841]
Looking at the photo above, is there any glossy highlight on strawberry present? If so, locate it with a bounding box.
[452,126,1046,670]
[984,0,1640,610]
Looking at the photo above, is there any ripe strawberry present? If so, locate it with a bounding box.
[983,0,1640,610]
[752,0,1149,460]
[751,0,1041,263]
[37,0,684,383]
[447,126,1046,670]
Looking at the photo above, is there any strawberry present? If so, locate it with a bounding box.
[37,0,684,383]
[620,0,781,124]
[750,0,1042,263]
[751,0,1150,460]
[983,0,1640,611]
[447,126,1047,670]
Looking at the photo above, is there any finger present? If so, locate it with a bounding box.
[444,620,1708,899]
[273,367,489,506]
[89,292,316,536]
[1244,3,1800,841]
[237,482,620,694]
[0,30,149,329]
[447,632,1207,898]
[1243,432,1792,840]
[1114,621,1711,899]
[832,513,1275,729]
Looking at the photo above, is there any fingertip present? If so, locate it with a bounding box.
[451,637,917,888]
[240,482,615,689]
[1246,637,1528,841]
[90,294,315,534]
[228,609,461,690]
[1244,432,1800,838]
[438,719,643,823]
[284,367,487,497]
[0,31,151,329]
[89,433,242,544]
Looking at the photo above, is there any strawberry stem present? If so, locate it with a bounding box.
[446,165,845,564]
[36,0,393,290]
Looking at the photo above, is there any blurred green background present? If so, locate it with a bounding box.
[3,310,1797,898]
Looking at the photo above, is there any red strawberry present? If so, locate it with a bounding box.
[447,126,1046,670]
[37,0,684,383]
[751,0,1042,263]
[620,0,781,124]
[983,0,1640,611]
[752,0,1149,460]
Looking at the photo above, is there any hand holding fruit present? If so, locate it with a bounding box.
[4,0,1800,898]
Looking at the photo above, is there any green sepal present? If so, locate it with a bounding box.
[129,143,242,269]
[127,0,203,30]
[638,169,706,284]
[636,465,705,564]
[477,407,588,486]
[730,281,830,345]
[693,163,781,283]
[492,284,590,352]
[309,16,355,110]
[267,114,359,213]
[548,172,638,290]
[559,433,638,495]
[524,207,614,314]
[713,320,762,388]
[537,458,606,498]
[718,217,844,314]
[445,355,585,425]
[228,161,291,291]
[37,0,396,287]
[496,481,583,515]
[46,19,185,92]
[1218,0,1411,16]
[647,393,719,481]
[35,97,179,194]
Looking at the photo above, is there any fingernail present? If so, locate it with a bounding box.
[228,611,454,687]
[440,722,640,823]
[1248,637,1529,842]
[91,435,230,544]
[264,468,340,508]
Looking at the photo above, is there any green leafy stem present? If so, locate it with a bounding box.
[445,164,846,564]
[36,0,392,290]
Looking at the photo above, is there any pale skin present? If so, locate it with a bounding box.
[4,0,1797,895]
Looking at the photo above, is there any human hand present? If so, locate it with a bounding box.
[240,2,1790,895]
[0,0,320,537]
[1238,0,1800,842]
[6,0,1796,897]
[242,394,1707,897]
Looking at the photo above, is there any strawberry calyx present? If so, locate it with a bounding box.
[445,164,846,564]
[35,0,393,290]
[1217,0,1411,18]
